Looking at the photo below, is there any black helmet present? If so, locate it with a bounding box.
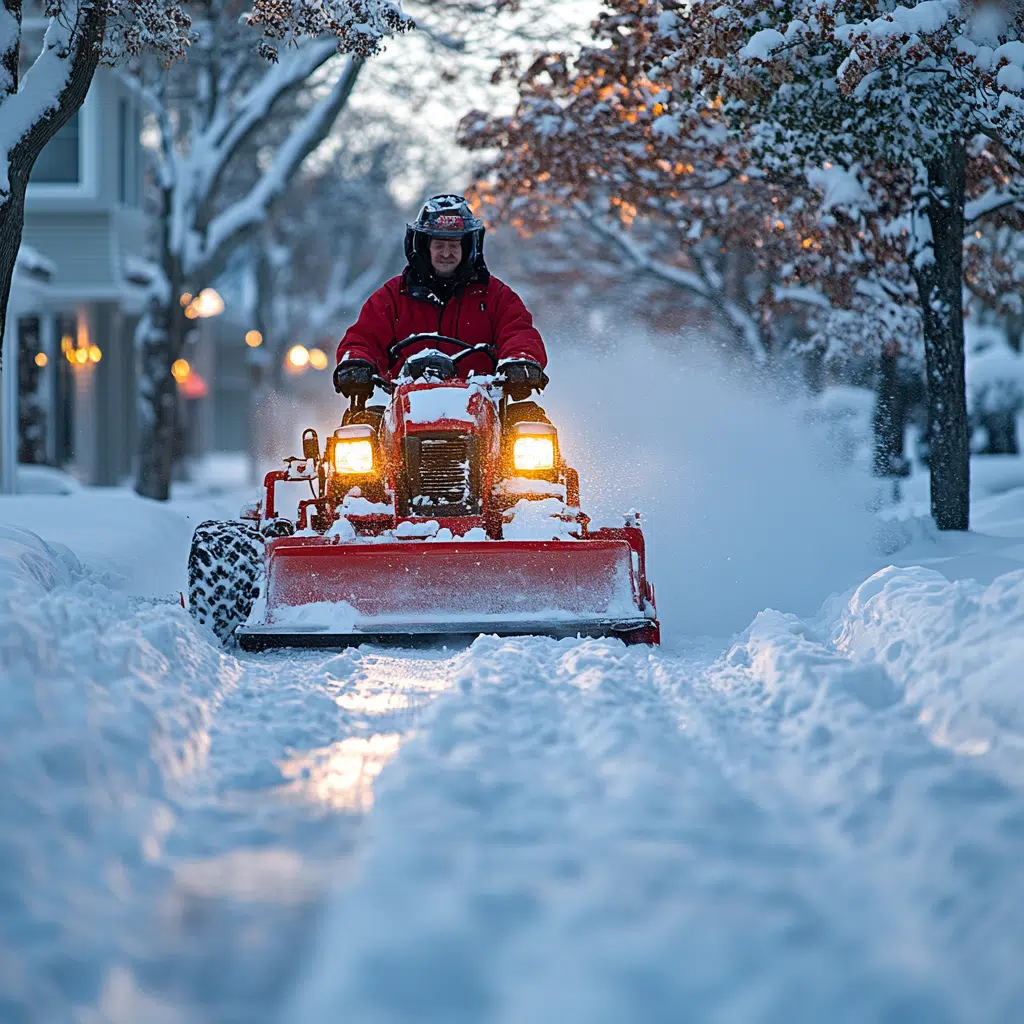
[405,194,486,288]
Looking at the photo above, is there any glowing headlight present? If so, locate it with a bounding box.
[334,439,374,474]
[513,435,555,472]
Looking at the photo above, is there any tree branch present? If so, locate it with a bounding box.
[574,201,767,361]
[194,56,365,279]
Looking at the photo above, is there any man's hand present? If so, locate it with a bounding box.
[333,358,377,397]
[499,359,549,401]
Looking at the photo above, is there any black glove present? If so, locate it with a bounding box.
[333,358,377,397]
[500,359,549,401]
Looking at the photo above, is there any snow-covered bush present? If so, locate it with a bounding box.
[965,322,1024,454]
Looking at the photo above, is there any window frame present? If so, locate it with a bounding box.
[26,89,99,200]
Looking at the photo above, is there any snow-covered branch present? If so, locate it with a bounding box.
[574,202,767,362]
[0,0,103,199]
[194,56,364,278]
[965,184,1024,224]
[303,233,404,341]
[195,40,339,204]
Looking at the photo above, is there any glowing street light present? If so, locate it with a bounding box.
[172,358,191,383]
[34,352,47,368]
[287,345,310,372]
[309,347,329,371]
[245,330,263,348]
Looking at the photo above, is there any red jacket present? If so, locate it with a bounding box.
[337,272,546,379]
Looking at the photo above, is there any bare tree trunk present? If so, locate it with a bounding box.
[0,185,25,377]
[872,344,910,478]
[913,142,970,531]
[17,315,46,463]
[135,296,189,500]
[1007,312,1023,354]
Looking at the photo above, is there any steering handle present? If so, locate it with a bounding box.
[389,333,472,360]
[451,343,498,371]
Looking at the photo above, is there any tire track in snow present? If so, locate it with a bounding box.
[113,644,461,1023]
[285,634,1008,1024]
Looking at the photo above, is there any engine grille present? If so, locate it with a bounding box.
[402,433,481,516]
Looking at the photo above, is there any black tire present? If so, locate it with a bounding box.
[187,520,264,643]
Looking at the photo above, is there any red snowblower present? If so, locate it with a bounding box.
[187,336,659,649]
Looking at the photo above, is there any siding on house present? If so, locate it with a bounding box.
[17,67,151,486]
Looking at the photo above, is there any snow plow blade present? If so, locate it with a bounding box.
[236,536,659,650]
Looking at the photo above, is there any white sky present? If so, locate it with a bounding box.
[346,0,602,204]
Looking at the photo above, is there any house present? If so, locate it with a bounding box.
[11,65,150,486]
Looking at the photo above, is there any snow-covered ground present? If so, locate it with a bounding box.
[4,340,1024,1022]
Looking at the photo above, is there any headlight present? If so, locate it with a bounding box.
[513,435,555,472]
[334,439,374,474]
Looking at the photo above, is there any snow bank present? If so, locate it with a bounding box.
[0,490,214,597]
[0,523,237,1020]
[836,566,1024,772]
[0,524,80,598]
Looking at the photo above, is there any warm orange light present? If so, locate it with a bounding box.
[287,345,310,371]
[34,352,48,368]
[75,348,88,365]
[88,345,102,363]
[802,238,814,249]
[309,347,329,371]
[180,292,193,307]
[191,288,224,318]
[245,330,263,348]
[171,358,191,382]
[60,334,73,355]
[184,305,199,319]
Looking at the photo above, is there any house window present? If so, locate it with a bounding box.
[32,111,80,184]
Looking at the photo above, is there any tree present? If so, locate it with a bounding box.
[123,0,411,499]
[0,0,406,375]
[666,0,1024,528]
[458,15,782,362]
[0,0,408,495]
[464,0,1024,529]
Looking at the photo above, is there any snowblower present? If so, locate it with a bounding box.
[187,336,660,649]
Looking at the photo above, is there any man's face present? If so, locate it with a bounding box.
[430,237,463,278]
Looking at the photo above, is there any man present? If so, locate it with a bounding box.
[334,195,548,401]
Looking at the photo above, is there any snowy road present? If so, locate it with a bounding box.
[5,344,1024,1021]
[6,553,1024,1023]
